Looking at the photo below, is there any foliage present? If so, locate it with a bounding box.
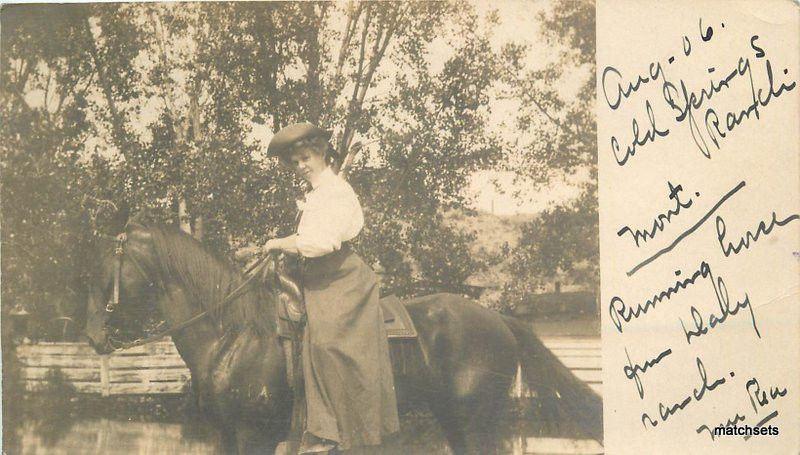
[503,191,598,310]
[1,1,516,338]
[501,0,598,310]
[1,5,101,337]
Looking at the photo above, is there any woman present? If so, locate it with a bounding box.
[260,123,399,453]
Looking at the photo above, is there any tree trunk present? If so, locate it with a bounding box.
[84,16,131,159]
[302,3,325,124]
[178,198,191,234]
[193,215,204,240]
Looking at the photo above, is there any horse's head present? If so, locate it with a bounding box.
[84,223,160,354]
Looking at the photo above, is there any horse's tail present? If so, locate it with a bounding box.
[502,316,603,443]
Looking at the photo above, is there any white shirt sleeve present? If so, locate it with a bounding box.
[295,178,364,258]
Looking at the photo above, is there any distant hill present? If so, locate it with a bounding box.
[445,209,530,256]
[443,210,530,303]
[444,209,594,312]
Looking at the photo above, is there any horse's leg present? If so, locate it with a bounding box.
[428,381,510,455]
[460,383,510,454]
[413,348,511,454]
[231,413,286,455]
[231,420,278,455]
[427,397,468,454]
[219,424,238,455]
[406,295,517,455]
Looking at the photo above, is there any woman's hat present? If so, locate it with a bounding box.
[267,122,333,158]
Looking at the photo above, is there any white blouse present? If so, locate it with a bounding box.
[296,167,364,258]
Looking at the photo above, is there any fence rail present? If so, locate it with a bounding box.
[16,336,601,397]
[17,340,190,396]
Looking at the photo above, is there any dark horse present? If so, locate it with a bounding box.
[84,222,602,454]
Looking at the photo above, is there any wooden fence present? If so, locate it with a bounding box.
[16,336,601,398]
[513,336,602,397]
[510,337,604,454]
[16,341,190,396]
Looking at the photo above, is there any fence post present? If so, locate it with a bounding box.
[513,363,524,398]
[512,435,525,455]
[100,355,110,397]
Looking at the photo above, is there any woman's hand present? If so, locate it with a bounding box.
[264,235,300,256]
[235,237,296,264]
[262,238,281,254]
[234,245,261,262]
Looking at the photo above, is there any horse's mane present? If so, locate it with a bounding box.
[144,224,276,337]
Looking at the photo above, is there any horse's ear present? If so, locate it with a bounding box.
[105,201,128,233]
[127,208,151,228]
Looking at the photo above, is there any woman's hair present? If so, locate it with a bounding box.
[282,136,339,167]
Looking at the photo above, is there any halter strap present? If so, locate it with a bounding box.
[107,233,163,313]
[107,233,126,312]
[115,258,264,350]
[107,242,271,351]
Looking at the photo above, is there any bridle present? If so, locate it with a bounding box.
[102,231,269,351]
[106,232,148,314]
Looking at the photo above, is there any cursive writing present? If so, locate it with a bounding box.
[611,100,671,166]
[608,261,711,333]
[696,413,746,441]
[661,35,796,159]
[641,357,728,428]
[746,377,788,414]
[716,211,800,257]
[704,59,796,154]
[627,181,745,276]
[624,346,673,399]
[602,62,666,110]
[679,271,760,343]
[618,182,696,247]
[610,261,711,333]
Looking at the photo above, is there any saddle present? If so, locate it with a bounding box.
[275,294,418,340]
[268,258,417,340]
[379,294,417,339]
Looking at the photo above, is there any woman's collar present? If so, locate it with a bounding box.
[309,166,337,189]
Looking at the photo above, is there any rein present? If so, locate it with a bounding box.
[105,232,270,352]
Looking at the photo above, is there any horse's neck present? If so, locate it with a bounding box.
[157,285,220,374]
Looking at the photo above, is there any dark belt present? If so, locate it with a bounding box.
[300,240,353,270]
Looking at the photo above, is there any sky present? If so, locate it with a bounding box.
[466,0,586,215]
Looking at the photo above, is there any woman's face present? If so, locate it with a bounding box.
[287,146,327,184]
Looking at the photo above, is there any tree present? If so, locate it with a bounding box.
[1,4,104,337]
[501,0,598,309]
[1,1,514,337]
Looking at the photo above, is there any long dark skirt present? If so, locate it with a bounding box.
[301,246,400,449]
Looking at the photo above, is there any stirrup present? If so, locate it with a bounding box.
[275,440,300,455]
[298,442,336,454]
[281,338,295,387]
[299,433,337,454]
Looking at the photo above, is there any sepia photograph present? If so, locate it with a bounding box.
[1,1,601,454]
